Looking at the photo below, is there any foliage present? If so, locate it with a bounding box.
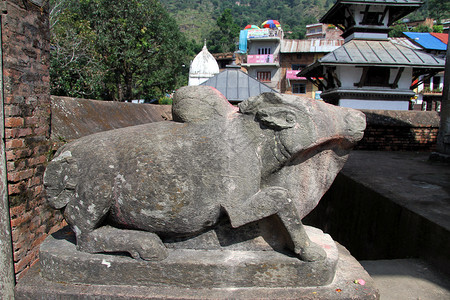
[159,0,334,47]
[389,22,444,37]
[50,0,105,98]
[158,95,173,105]
[432,25,444,33]
[400,0,450,23]
[159,0,449,49]
[207,9,241,53]
[388,23,409,37]
[50,0,189,101]
[412,24,432,33]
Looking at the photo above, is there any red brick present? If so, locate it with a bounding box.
[4,105,22,116]
[5,117,24,128]
[5,138,25,149]
[8,182,26,195]
[8,169,34,182]
[29,155,46,166]
[14,252,33,274]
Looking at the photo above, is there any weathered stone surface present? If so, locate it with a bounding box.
[39,226,338,288]
[16,240,379,299]
[44,86,366,263]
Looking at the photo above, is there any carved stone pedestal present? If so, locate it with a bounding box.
[15,226,379,299]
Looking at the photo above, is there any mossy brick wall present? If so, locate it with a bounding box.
[2,0,65,280]
[356,110,440,151]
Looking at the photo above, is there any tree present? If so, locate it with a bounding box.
[389,23,408,37]
[50,0,189,101]
[207,9,241,53]
[50,0,105,99]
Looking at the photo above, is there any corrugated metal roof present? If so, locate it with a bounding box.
[310,39,445,67]
[389,37,422,50]
[430,33,448,45]
[281,39,344,53]
[403,32,447,50]
[200,67,277,102]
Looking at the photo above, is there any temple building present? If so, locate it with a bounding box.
[299,0,446,110]
[201,58,276,104]
[188,42,220,86]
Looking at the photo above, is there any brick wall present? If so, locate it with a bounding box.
[2,0,65,280]
[356,110,440,151]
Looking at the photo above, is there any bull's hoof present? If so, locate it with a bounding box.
[297,243,327,262]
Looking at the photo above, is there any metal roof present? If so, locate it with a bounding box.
[200,67,277,102]
[281,39,344,53]
[299,39,445,76]
[389,37,422,50]
[403,32,447,51]
[430,33,448,45]
[320,0,423,26]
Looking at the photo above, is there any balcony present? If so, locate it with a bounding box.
[241,54,279,67]
[247,29,282,40]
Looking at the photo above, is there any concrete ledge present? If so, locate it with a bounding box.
[15,243,378,299]
[51,96,172,142]
[360,110,440,127]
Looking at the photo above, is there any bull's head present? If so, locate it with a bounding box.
[239,93,366,163]
[239,92,366,218]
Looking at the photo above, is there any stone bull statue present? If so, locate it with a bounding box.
[44,86,365,262]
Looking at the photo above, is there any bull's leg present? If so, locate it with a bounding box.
[276,202,326,262]
[65,204,168,261]
[225,186,326,262]
[63,182,168,261]
[75,226,168,261]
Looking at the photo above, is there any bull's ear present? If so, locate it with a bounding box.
[256,107,297,129]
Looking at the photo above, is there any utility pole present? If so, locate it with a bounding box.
[436,42,450,157]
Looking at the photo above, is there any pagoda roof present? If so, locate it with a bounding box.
[299,39,445,77]
[320,0,423,27]
[200,67,277,102]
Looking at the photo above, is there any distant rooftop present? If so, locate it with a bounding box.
[281,39,344,53]
[403,32,448,51]
[389,37,422,50]
[200,67,277,103]
[299,39,445,77]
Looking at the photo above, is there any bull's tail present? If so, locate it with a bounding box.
[44,150,79,210]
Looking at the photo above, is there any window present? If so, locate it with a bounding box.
[293,83,306,94]
[432,76,441,90]
[257,48,271,55]
[363,67,390,87]
[257,71,271,82]
[423,77,431,90]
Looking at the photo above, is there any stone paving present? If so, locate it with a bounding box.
[343,151,450,299]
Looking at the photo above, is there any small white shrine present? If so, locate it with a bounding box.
[188,42,220,86]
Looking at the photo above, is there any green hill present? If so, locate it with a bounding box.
[160,0,334,43]
[160,0,448,44]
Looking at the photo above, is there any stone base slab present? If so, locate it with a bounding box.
[15,242,378,299]
[38,226,337,288]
